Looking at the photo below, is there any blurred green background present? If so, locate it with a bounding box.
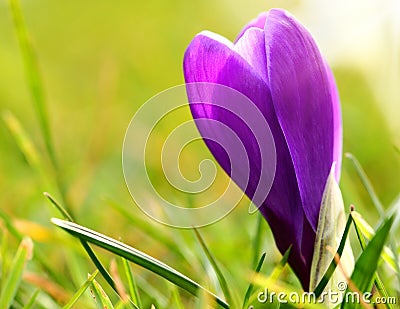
[0,0,399,307]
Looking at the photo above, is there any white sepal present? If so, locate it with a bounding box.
[309,163,354,307]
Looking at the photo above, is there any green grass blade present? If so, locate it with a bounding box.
[8,0,56,168]
[44,193,118,295]
[246,247,292,306]
[351,211,397,271]
[251,213,264,268]
[387,194,400,287]
[341,216,394,309]
[193,228,232,306]
[351,213,393,309]
[0,210,23,242]
[122,257,142,308]
[314,214,353,297]
[114,300,126,309]
[388,193,400,230]
[44,192,73,222]
[22,289,40,309]
[106,198,187,260]
[52,218,229,309]
[269,245,292,282]
[2,111,43,172]
[79,240,117,290]
[394,144,400,155]
[345,153,385,217]
[135,275,168,307]
[0,237,33,309]
[90,277,115,309]
[63,270,99,309]
[8,0,70,215]
[1,226,9,292]
[0,209,67,285]
[170,285,185,309]
[242,252,266,309]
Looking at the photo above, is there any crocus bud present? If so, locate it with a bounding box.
[183,9,345,289]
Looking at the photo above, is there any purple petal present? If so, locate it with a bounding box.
[235,12,268,42]
[325,64,342,180]
[234,28,268,82]
[183,32,272,198]
[183,32,314,288]
[265,9,341,231]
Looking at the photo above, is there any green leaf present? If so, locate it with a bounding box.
[351,211,397,271]
[8,0,56,170]
[345,153,385,217]
[347,153,400,290]
[22,289,40,309]
[135,275,168,307]
[310,164,354,307]
[44,192,73,222]
[63,270,99,309]
[0,238,33,309]
[51,218,229,309]
[269,245,291,282]
[351,213,394,309]
[395,144,400,155]
[246,247,291,307]
[242,252,266,309]
[1,228,9,292]
[90,277,115,309]
[193,228,233,306]
[121,257,142,308]
[341,216,394,309]
[170,285,185,309]
[105,198,189,262]
[8,0,70,215]
[44,193,119,296]
[80,238,118,294]
[0,209,64,284]
[251,213,264,268]
[2,111,43,173]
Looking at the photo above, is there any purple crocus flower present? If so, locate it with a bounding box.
[183,9,342,290]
